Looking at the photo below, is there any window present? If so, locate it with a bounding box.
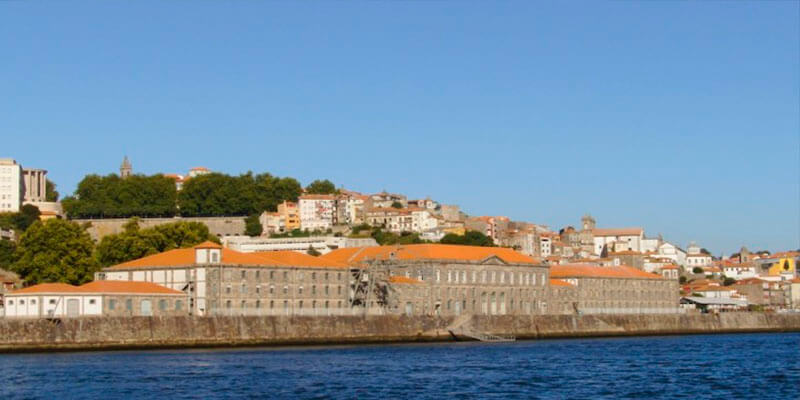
[256,270,261,279]
[19,300,25,305]
[226,300,232,309]
[49,299,56,305]
[175,300,183,310]
[7,300,12,305]
[256,300,261,309]
[240,283,246,294]
[89,299,97,305]
[226,285,231,294]
[298,300,303,309]
[325,272,329,281]
[312,286,316,295]
[312,272,316,281]
[159,299,167,311]
[283,286,288,294]
[241,300,246,309]
[270,271,275,280]
[126,299,133,311]
[283,271,288,281]
[31,299,37,305]
[256,285,261,294]
[325,286,329,295]
[337,272,342,281]
[109,299,117,310]
[270,285,275,294]
[270,300,274,309]
[298,286,304,295]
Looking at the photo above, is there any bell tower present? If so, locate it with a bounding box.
[120,156,132,178]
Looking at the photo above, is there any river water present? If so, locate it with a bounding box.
[1,333,797,399]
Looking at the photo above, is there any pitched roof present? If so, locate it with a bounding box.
[592,228,643,237]
[299,194,336,200]
[550,264,663,280]
[105,242,349,271]
[79,281,184,295]
[321,244,539,266]
[549,278,575,287]
[252,251,348,269]
[9,283,84,294]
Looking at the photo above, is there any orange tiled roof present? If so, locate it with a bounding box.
[106,242,348,271]
[549,278,575,287]
[692,285,735,292]
[660,265,679,270]
[550,264,663,280]
[299,194,336,200]
[321,244,539,266]
[388,276,422,284]
[9,283,84,294]
[609,250,642,256]
[79,281,184,295]
[252,251,349,269]
[592,228,643,236]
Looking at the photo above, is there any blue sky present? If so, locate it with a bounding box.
[1,1,798,255]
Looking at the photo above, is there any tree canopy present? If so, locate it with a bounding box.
[305,179,337,194]
[440,230,495,247]
[244,214,263,237]
[62,174,178,218]
[0,204,41,232]
[11,219,98,284]
[95,219,219,267]
[62,172,309,218]
[45,179,59,202]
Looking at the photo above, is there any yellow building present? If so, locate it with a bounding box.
[278,201,300,231]
[767,252,797,279]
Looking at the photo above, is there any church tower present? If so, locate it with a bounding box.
[581,214,596,231]
[120,156,132,178]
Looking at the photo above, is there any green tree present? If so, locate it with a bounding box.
[679,276,687,284]
[305,179,337,194]
[45,179,59,202]
[0,240,17,270]
[307,245,321,257]
[0,205,41,233]
[12,219,98,284]
[95,219,217,267]
[391,201,403,209]
[440,230,495,247]
[62,174,177,218]
[692,267,704,274]
[723,277,737,286]
[245,214,263,237]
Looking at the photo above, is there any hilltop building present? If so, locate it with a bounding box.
[120,156,132,178]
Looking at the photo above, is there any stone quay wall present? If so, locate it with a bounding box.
[73,217,246,241]
[1,313,799,352]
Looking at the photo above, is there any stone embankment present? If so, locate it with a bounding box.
[0,313,798,352]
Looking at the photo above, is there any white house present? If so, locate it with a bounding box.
[721,262,757,280]
[3,281,187,318]
[592,228,644,255]
[299,194,336,231]
[656,242,687,266]
[0,159,23,212]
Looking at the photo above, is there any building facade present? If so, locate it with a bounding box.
[0,159,23,212]
[321,244,550,316]
[549,264,679,314]
[299,195,336,231]
[3,281,187,318]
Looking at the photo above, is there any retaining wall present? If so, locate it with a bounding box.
[73,217,246,240]
[0,313,798,352]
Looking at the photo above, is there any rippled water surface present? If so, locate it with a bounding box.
[1,333,798,399]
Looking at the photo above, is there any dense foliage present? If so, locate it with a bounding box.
[45,179,59,202]
[244,214,263,237]
[94,219,219,267]
[62,172,313,218]
[0,204,41,232]
[11,219,98,284]
[440,230,495,247]
[62,174,178,218]
[305,179,337,194]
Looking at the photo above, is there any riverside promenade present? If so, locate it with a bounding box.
[1,312,799,352]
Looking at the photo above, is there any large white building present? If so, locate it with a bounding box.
[592,228,644,254]
[222,235,378,255]
[299,194,337,231]
[0,159,23,212]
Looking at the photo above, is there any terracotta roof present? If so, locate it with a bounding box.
[550,264,663,280]
[768,251,800,259]
[9,283,84,294]
[692,285,736,292]
[789,278,800,283]
[79,281,184,295]
[660,265,679,270]
[299,194,336,200]
[194,241,222,249]
[388,276,422,284]
[549,279,575,287]
[321,244,539,266]
[592,228,643,237]
[252,251,348,269]
[609,250,642,256]
[190,167,209,171]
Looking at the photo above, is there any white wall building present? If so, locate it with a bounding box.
[656,242,687,266]
[299,195,336,231]
[722,263,757,280]
[592,228,644,255]
[222,235,378,255]
[0,159,23,212]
